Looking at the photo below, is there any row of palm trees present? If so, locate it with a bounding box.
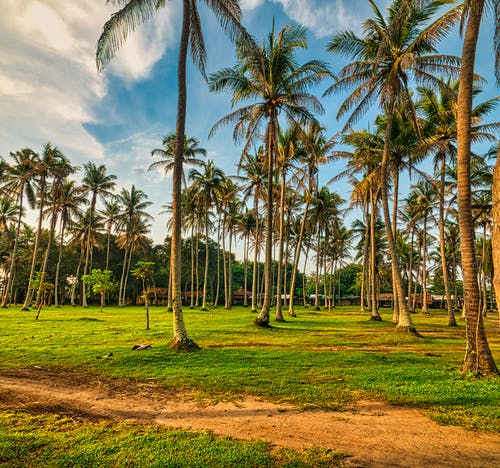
[0,149,153,309]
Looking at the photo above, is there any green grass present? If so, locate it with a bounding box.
[0,304,498,465]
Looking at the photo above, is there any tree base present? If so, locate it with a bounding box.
[253,317,270,327]
[251,308,257,313]
[288,311,297,317]
[448,320,458,327]
[314,306,320,311]
[169,338,200,351]
[275,317,285,323]
[396,325,421,337]
[21,306,30,311]
[370,315,382,321]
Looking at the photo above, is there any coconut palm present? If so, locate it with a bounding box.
[115,185,153,306]
[189,160,225,309]
[97,0,248,350]
[80,162,116,307]
[53,180,87,307]
[1,149,38,307]
[457,0,499,374]
[149,132,206,187]
[326,0,462,333]
[101,198,122,270]
[209,23,331,326]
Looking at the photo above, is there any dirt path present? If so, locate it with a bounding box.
[0,368,498,467]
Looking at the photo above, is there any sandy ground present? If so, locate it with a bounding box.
[0,368,499,467]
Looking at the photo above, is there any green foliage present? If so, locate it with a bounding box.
[81,269,117,297]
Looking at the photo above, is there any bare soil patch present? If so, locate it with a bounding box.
[1,368,499,467]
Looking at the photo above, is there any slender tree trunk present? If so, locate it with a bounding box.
[201,212,210,310]
[170,0,197,348]
[255,120,276,327]
[391,168,400,323]
[288,195,311,317]
[118,244,128,306]
[54,217,66,307]
[251,196,259,312]
[275,168,286,322]
[421,215,429,314]
[457,0,497,374]
[407,228,414,311]
[23,177,46,310]
[36,209,58,307]
[303,245,310,307]
[381,96,416,333]
[439,157,457,325]
[190,226,195,308]
[195,234,200,307]
[243,232,249,307]
[1,191,24,308]
[214,218,221,307]
[314,224,322,310]
[228,228,233,309]
[492,142,500,323]
[370,190,380,320]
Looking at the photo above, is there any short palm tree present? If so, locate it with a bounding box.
[209,23,331,326]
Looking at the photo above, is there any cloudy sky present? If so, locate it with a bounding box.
[1,0,498,244]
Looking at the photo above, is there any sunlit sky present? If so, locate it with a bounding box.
[1,0,498,246]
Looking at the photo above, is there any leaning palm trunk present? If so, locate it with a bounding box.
[421,215,429,314]
[36,209,58,307]
[118,243,129,306]
[457,0,497,374]
[439,157,457,325]
[381,97,415,333]
[288,195,311,317]
[1,192,24,308]
[369,190,380,320]
[170,0,197,348]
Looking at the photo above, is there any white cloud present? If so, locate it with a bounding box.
[274,0,361,37]
[241,0,266,10]
[0,0,176,163]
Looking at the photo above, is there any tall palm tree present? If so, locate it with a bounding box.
[101,198,121,270]
[210,24,331,326]
[149,132,206,187]
[115,185,153,306]
[457,0,499,375]
[21,143,72,310]
[97,0,248,350]
[189,160,225,309]
[1,149,38,307]
[326,0,462,333]
[80,162,116,307]
[53,180,87,307]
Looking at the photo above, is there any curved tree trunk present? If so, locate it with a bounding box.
[457,0,497,374]
[391,168,400,323]
[170,0,197,348]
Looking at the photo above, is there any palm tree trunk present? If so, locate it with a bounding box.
[22,177,46,310]
[381,96,415,333]
[214,217,221,307]
[201,212,210,310]
[36,209,58,307]
[275,168,286,322]
[457,0,497,373]
[421,215,429,314]
[190,226,195,308]
[54,217,66,307]
[118,244,128,306]
[1,191,24,308]
[392,168,400,323]
[243,232,249,307]
[492,142,500,323]
[169,0,197,348]
[251,196,259,312]
[228,228,233,309]
[303,245,310,307]
[222,211,228,308]
[439,157,457,325]
[255,120,276,326]
[370,189,380,320]
[314,224,322,310]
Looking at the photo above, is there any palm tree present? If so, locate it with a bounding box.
[210,24,331,326]
[237,149,266,313]
[80,162,116,307]
[53,179,87,307]
[101,198,121,270]
[149,132,206,187]
[189,160,225,309]
[97,0,248,349]
[326,0,462,333]
[21,143,72,310]
[1,149,38,307]
[115,185,153,306]
[456,0,499,374]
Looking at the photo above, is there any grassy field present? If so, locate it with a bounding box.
[0,304,499,466]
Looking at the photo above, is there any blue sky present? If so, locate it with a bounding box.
[1,0,498,245]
